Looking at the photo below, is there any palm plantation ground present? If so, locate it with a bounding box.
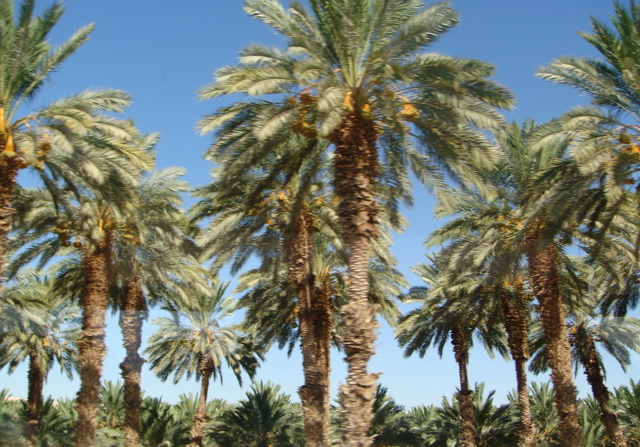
[2,0,640,446]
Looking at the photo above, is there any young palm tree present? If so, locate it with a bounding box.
[198,1,513,442]
[144,279,260,447]
[0,273,79,447]
[525,382,561,446]
[425,384,517,447]
[367,385,422,446]
[397,255,508,447]
[209,381,304,447]
[612,379,640,440]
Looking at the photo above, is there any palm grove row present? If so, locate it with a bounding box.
[1,0,640,446]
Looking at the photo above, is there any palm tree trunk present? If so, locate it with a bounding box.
[332,110,380,447]
[499,289,536,447]
[578,332,627,446]
[514,359,537,446]
[75,237,111,447]
[189,355,213,447]
[0,153,22,292]
[285,212,331,447]
[451,324,477,447]
[524,226,581,447]
[119,274,147,447]
[25,353,45,447]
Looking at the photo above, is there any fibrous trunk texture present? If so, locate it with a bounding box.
[285,211,332,447]
[188,354,214,447]
[578,332,627,446]
[119,275,147,447]
[332,110,380,447]
[499,289,536,447]
[451,324,477,447]
[0,153,22,292]
[25,353,45,447]
[524,226,581,447]
[75,237,112,447]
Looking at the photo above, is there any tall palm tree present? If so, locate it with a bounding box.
[0,0,145,292]
[569,316,640,447]
[533,8,640,440]
[192,147,405,447]
[110,166,201,447]
[428,179,537,446]
[235,243,405,447]
[430,120,586,445]
[144,279,261,447]
[0,272,79,447]
[7,134,153,447]
[529,265,640,447]
[397,255,508,447]
[198,1,513,442]
[191,150,337,445]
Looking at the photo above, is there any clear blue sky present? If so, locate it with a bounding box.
[4,0,640,409]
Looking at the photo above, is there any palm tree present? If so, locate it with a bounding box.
[367,385,422,446]
[397,255,508,447]
[570,316,640,447]
[529,289,640,447]
[612,379,640,441]
[428,179,537,446]
[537,1,640,130]
[423,383,516,447]
[525,382,561,446]
[430,119,588,445]
[11,167,197,447]
[0,389,24,445]
[533,7,640,438]
[0,272,79,447]
[110,167,201,447]
[7,134,154,446]
[37,397,76,447]
[580,396,608,447]
[198,1,513,442]
[191,153,338,446]
[0,0,143,292]
[210,381,304,447]
[144,279,261,447]
[192,147,406,447]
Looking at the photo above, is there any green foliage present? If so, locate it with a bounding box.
[411,383,517,447]
[199,0,514,216]
[145,278,260,386]
[368,385,422,446]
[613,379,640,441]
[209,381,304,447]
[0,390,24,445]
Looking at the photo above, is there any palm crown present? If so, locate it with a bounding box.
[199,0,513,196]
[145,280,259,386]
